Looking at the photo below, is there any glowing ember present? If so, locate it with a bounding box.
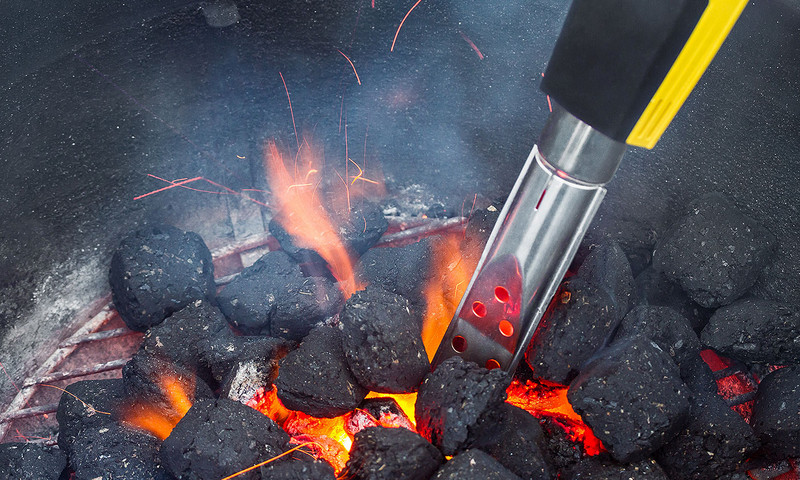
[121,372,195,440]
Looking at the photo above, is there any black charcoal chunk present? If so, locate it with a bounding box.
[575,240,636,315]
[654,391,759,480]
[276,325,368,418]
[652,192,776,308]
[198,334,291,385]
[537,416,584,472]
[340,286,429,393]
[109,224,215,331]
[751,366,800,458]
[415,357,510,456]
[342,426,444,480]
[358,237,434,306]
[471,403,552,480]
[71,423,166,480]
[431,449,522,480]
[526,278,621,384]
[220,336,292,405]
[701,298,800,366]
[261,458,336,480]
[56,378,125,458]
[161,398,289,480]
[677,353,720,396]
[561,457,669,480]
[567,336,691,462]
[217,251,342,339]
[634,266,712,332]
[269,201,387,263]
[138,299,233,386]
[0,443,66,480]
[122,351,214,413]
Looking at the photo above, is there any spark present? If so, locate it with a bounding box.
[541,72,552,112]
[134,176,203,200]
[0,360,20,394]
[459,31,484,60]
[348,158,379,185]
[337,49,362,85]
[334,170,352,212]
[236,154,246,159]
[372,0,375,7]
[136,175,269,207]
[220,442,316,480]
[41,384,111,416]
[279,72,300,151]
[391,0,423,52]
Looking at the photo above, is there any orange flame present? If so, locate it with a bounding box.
[121,372,195,441]
[264,141,366,298]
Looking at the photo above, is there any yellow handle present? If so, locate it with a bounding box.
[627,0,747,149]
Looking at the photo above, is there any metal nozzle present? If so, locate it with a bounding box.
[432,103,626,373]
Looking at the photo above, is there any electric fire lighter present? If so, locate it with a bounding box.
[432,0,747,373]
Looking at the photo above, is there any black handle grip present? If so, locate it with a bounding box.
[541,0,707,143]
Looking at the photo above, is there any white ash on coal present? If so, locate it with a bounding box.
[751,366,800,459]
[341,426,444,480]
[430,449,522,480]
[561,457,669,480]
[701,298,800,366]
[109,225,216,331]
[567,336,691,462]
[0,442,66,480]
[197,333,291,387]
[275,324,368,418]
[652,192,776,308]
[216,251,342,339]
[218,336,291,405]
[339,286,429,393]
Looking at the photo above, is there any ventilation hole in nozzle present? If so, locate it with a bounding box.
[494,286,510,303]
[486,359,501,370]
[452,335,468,353]
[499,320,514,337]
[472,301,487,318]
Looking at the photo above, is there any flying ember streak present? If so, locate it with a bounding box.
[337,49,362,85]
[391,0,423,52]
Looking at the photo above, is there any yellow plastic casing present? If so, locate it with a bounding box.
[626,0,747,149]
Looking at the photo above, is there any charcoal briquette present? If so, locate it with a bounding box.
[56,378,125,458]
[574,240,636,315]
[537,416,584,472]
[430,449,522,480]
[567,336,691,462]
[701,298,800,366]
[0,442,66,480]
[561,457,669,480]
[276,325,368,417]
[340,286,429,393]
[160,397,289,480]
[261,457,336,480]
[614,305,702,372]
[109,224,216,331]
[220,336,292,405]
[634,266,712,332]
[70,422,167,480]
[415,357,510,456]
[652,192,776,308]
[122,350,214,413]
[342,426,444,480]
[358,237,435,307]
[751,366,800,458]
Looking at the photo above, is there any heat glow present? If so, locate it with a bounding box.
[121,372,195,441]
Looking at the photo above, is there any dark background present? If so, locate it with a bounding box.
[0,1,797,408]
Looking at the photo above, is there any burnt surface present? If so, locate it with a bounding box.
[567,336,690,462]
[358,237,435,307]
[538,416,584,472]
[71,423,167,480]
[339,286,429,393]
[654,391,759,480]
[198,334,292,386]
[109,225,216,331]
[342,426,444,480]
[652,192,776,308]
[0,442,66,480]
[471,403,552,480]
[269,201,388,263]
[217,251,342,339]
[161,397,289,480]
[56,378,124,458]
[219,336,291,404]
[276,325,368,417]
[701,298,800,365]
[634,266,712,332]
[751,366,800,458]
[431,449,522,480]
[415,357,509,456]
[561,457,669,479]
[261,458,336,480]
[122,350,214,411]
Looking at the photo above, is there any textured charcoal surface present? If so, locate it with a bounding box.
[652,192,776,308]
[276,325,368,417]
[161,398,289,480]
[342,426,444,480]
[431,449,522,480]
[269,201,388,264]
[138,299,233,386]
[108,224,216,331]
[56,378,124,458]
[415,357,510,456]
[567,336,691,462]
[122,350,214,413]
[634,266,712,332]
[261,458,337,480]
[339,286,429,393]
[198,333,292,385]
[537,416,584,472]
[561,457,669,480]
[70,423,167,480]
[471,403,552,480]
[217,250,343,339]
[220,335,291,405]
[358,237,434,307]
[654,391,759,480]
[677,353,720,396]
[526,277,622,384]
[574,240,636,315]
[0,442,66,480]
[751,366,800,458]
[700,298,800,365]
